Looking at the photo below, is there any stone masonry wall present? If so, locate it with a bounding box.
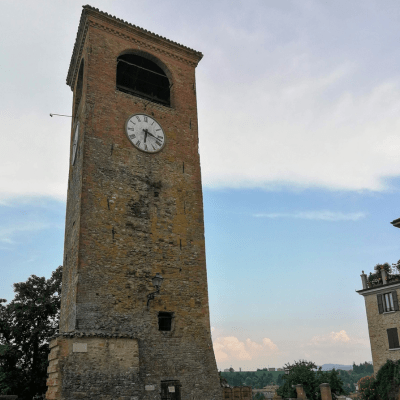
[364,286,400,373]
[47,335,139,399]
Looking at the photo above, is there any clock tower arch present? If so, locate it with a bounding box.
[46,5,222,400]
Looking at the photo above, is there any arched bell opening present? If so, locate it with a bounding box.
[116,52,171,107]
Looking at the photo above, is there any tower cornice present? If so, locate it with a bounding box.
[66,5,203,90]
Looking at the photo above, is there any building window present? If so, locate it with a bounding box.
[377,291,399,314]
[161,380,181,400]
[158,312,173,331]
[384,293,395,312]
[116,53,170,106]
[387,328,400,349]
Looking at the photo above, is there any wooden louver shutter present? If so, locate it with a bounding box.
[377,294,384,314]
[387,328,400,349]
[392,291,399,311]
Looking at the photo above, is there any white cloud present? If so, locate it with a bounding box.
[0,112,70,201]
[213,336,279,363]
[331,330,351,343]
[298,330,371,366]
[200,70,400,191]
[212,329,371,370]
[0,221,50,244]
[253,211,366,221]
[1,2,400,199]
[311,330,351,345]
[198,4,400,193]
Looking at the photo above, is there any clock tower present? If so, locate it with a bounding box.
[46,6,221,400]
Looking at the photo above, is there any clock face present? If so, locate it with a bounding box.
[71,122,79,165]
[125,114,166,153]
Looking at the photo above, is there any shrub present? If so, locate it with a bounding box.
[358,375,377,400]
[358,360,400,400]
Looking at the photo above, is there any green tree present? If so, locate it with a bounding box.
[278,360,319,399]
[277,360,345,400]
[0,267,62,400]
[316,369,345,399]
[353,362,374,375]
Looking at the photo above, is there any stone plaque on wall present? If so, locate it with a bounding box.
[72,343,87,353]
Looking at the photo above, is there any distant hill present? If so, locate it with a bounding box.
[321,364,353,371]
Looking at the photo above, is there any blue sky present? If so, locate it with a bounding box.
[2,0,400,370]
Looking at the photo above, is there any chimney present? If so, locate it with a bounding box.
[360,271,367,289]
[381,268,388,285]
[319,383,332,400]
[294,384,307,400]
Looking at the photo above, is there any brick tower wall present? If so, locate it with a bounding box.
[51,6,222,400]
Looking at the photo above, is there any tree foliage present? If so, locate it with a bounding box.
[358,360,400,400]
[358,375,377,400]
[222,370,285,388]
[353,362,374,375]
[277,360,345,400]
[0,267,62,399]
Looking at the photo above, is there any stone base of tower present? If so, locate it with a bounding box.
[46,333,222,400]
[46,334,140,400]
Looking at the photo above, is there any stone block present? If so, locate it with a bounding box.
[48,346,59,361]
[73,343,87,352]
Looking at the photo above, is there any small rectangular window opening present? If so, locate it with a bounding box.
[387,327,400,349]
[158,312,173,331]
[161,380,181,400]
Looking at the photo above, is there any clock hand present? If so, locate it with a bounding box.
[143,129,148,143]
[145,130,161,141]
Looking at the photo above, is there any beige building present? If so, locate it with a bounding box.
[357,263,400,373]
[252,385,279,399]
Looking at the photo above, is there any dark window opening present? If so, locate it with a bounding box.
[158,311,173,331]
[161,380,181,400]
[74,59,84,119]
[116,54,170,106]
[387,327,400,349]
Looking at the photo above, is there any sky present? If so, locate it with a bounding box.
[1,0,400,370]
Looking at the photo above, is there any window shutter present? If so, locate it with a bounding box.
[387,328,400,349]
[392,291,399,311]
[377,294,384,314]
